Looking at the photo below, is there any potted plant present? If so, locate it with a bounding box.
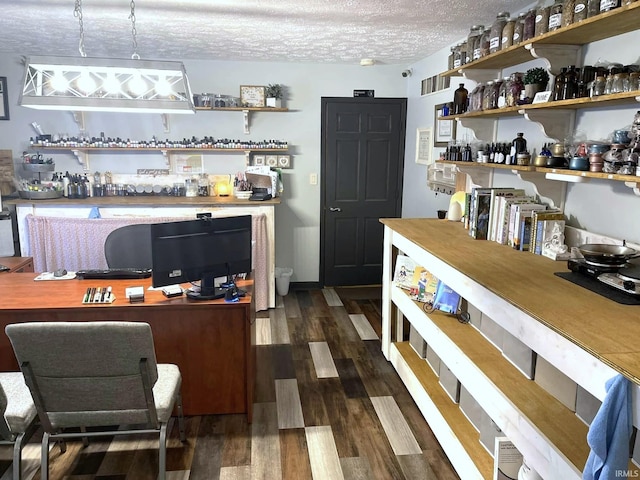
[523,67,550,101]
[265,84,284,108]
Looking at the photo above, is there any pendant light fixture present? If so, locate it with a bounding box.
[18,0,195,114]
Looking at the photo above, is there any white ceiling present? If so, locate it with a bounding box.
[1,0,532,66]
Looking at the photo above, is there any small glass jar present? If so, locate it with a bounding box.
[489,79,503,109]
[497,77,511,108]
[489,12,510,54]
[590,76,606,96]
[198,174,210,196]
[587,0,600,16]
[513,14,525,45]
[185,178,198,197]
[535,4,551,36]
[599,0,621,11]
[453,43,463,69]
[506,73,524,107]
[458,41,468,66]
[573,0,589,21]
[467,25,484,63]
[629,72,640,91]
[612,73,629,93]
[478,28,491,57]
[502,19,516,49]
[549,1,564,31]
[523,9,537,41]
[482,81,494,110]
[172,182,185,197]
[563,0,576,26]
[447,46,455,70]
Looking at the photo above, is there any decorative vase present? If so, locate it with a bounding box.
[266,97,282,108]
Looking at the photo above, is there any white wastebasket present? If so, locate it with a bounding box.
[275,267,293,296]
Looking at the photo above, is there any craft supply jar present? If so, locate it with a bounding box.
[489,11,510,54]
[587,0,600,16]
[549,1,563,31]
[478,28,491,57]
[535,4,551,36]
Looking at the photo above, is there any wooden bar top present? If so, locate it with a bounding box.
[5,195,280,207]
[381,218,640,384]
[0,273,252,311]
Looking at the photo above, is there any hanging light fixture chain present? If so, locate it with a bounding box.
[129,0,140,59]
[74,0,87,57]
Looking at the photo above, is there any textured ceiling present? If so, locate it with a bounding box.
[1,0,532,65]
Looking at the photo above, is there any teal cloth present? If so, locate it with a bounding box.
[583,374,632,480]
[88,207,101,219]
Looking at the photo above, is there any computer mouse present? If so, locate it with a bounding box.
[54,268,67,277]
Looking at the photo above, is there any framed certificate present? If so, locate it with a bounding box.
[240,85,266,107]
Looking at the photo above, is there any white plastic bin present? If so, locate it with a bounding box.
[275,267,293,296]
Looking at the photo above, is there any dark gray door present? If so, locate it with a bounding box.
[321,97,406,286]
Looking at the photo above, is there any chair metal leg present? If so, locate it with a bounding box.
[176,392,186,442]
[12,432,25,480]
[157,423,167,480]
[41,432,50,480]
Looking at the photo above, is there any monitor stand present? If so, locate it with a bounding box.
[185,275,228,301]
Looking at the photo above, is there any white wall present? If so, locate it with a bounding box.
[0,54,407,282]
[403,28,640,245]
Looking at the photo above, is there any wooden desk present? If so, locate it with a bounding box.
[0,274,256,419]
[0,257,34,273]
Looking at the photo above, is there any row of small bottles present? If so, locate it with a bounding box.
[31,135,288,150]
[448,0,636,70]
[553,64,640,101]
[443,133,528,164]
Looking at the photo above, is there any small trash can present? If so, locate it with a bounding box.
[275,267,293,296]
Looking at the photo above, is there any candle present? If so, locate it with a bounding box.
[217,182,230,196]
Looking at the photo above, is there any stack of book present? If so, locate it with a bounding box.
[465,187,565,255]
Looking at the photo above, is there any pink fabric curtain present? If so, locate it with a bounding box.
[26,213,269,311]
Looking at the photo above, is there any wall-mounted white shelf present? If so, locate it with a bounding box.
[196,106,289,134]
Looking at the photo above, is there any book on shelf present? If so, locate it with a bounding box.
[393,255,417,291]
[431,280,461,314]
[531,209,564,255]
[510,203,546,249]
[488,189,525,242]
[469,188,493,240]
[410,266,439,303]
[494,194,531,245]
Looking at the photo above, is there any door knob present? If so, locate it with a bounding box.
[329,207,342,212]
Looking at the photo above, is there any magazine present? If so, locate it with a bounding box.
[431,280,461,314]
[393,255,417,290]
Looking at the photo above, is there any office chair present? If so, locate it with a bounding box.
[0,372,38,480]
[5,321,186,480]
[104,223,152,269]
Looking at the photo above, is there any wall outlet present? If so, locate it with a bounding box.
[310,173,318,185]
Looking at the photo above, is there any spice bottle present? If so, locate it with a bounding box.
[553,67,567,100]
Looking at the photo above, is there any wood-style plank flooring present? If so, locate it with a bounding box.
[0,287,459,480]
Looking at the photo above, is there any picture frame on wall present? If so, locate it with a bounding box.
[415,127,432,165]
[434,103,455,147]
[240,85,266,108]
[253,155,265,166]
[0,77,9,121]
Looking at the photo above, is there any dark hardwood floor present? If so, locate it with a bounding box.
[0,288,459,480]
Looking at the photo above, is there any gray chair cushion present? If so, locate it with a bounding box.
[0,372,37,434]
[154,364,181,423]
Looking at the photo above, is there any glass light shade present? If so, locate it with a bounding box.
[19,55,195,114]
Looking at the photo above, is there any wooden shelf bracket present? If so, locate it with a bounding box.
[525,44,582,76]
[516,171,567,209]
[521,109,575,142]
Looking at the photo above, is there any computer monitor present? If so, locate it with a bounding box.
[150,215,252,300]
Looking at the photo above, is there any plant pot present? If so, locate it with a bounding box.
[524,83,544,101]
[266,97,282,108]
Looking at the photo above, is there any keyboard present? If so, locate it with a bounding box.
[76,268,152,280]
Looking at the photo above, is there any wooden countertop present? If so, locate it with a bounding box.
[4,195,281,207]
[381,218,640,384]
